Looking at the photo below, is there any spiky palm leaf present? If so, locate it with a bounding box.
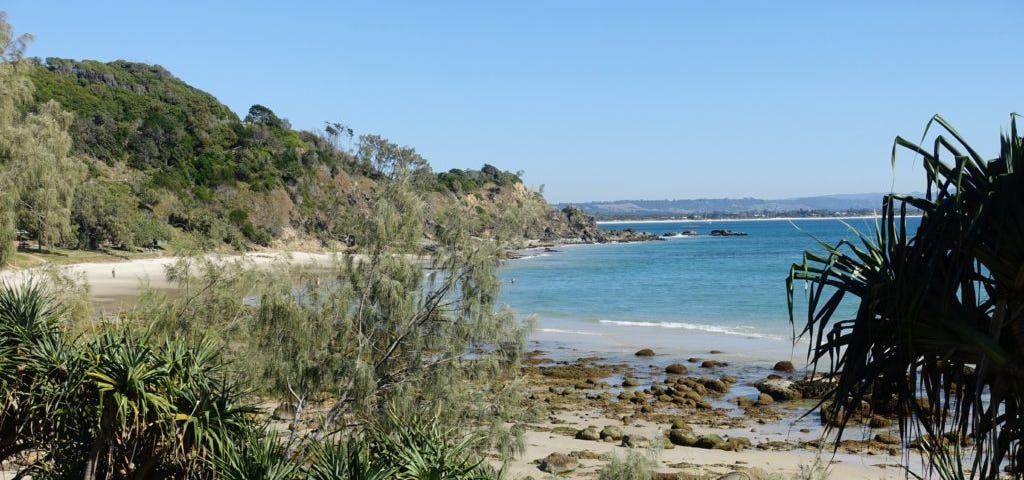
[788,114,1023,478]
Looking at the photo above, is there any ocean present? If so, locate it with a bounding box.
[499,217,920,363]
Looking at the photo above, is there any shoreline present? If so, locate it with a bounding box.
[0,251,917,478]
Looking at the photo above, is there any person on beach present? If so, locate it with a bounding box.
[111,268,116,279]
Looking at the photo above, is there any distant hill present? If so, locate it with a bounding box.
[556,193,921,220]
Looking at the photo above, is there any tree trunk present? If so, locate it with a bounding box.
[83,406,114,480]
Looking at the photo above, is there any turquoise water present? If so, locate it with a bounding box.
[499,217,919,343]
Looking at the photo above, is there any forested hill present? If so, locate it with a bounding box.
[17,57,575,253]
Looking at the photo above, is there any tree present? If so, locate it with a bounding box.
[0,12,34,265]
[355,134,428,180]
[13,100,83,248]
[788,115,1023,478]
[0,14,81,255]
[72,181,133,249]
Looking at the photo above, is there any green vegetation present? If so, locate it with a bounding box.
[0,130,531,477]
[789,115,1023,478]
[0,13,553,478]
[0,11,560,265]
[596,450,657,480]
[0,173,529,477]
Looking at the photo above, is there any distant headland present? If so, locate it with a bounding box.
[555,192,923,221]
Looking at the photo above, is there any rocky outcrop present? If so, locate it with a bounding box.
[792,379,831,398]
[710,229,748,236]
[754,378,803,401]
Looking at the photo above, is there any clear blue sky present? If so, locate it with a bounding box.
[5,1,1022,203]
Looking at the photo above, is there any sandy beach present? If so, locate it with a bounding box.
[0,251,343,309]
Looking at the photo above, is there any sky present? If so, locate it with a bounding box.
[5,1,1022,203]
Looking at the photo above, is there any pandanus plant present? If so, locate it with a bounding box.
[788,114,1023,478]
[0,281,258,479]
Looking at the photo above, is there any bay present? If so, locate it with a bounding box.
[499,217,920,359]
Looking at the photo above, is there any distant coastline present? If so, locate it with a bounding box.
[596,214,921,225]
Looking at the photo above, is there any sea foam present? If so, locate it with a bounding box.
[597,319,783,340]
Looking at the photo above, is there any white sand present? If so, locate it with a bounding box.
[0,251,345,306]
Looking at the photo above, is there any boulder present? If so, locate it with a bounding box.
[772,361,795,373]
[793,379,831,398]
[700,360,727,368]
[575,427,600,441]
[621,434,652,448]
[600,425,624,441]
[539,453,578,474]
[668,429,699,446]
[756,393,775,406]
[754,378,803,401]
[695,434,726,449]
[725,436,751,451]
[687,357,702,363]
[736,396,756,408]
[669,418,692,432]
[701,377,729,393]
[635,348,656,356]
[622,378,640,387]
[875,433,901,445]
[870,415,893,428]
[666,363,688,375]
